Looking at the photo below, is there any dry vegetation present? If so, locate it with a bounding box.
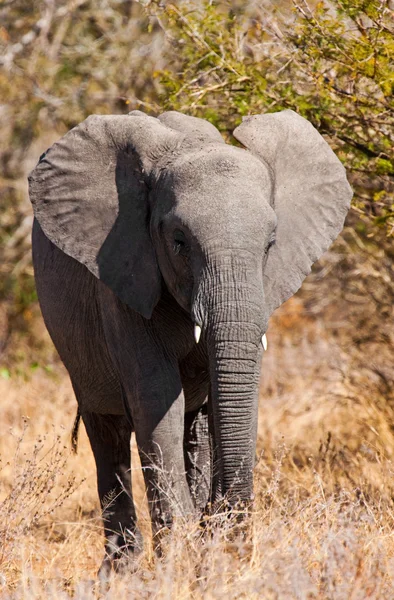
[2,276,394,598]
[1,0,394,598]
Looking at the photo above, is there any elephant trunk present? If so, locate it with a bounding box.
[209,324,262,504]
[194,253,265,506]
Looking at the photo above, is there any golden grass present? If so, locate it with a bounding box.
[1,291,394,598]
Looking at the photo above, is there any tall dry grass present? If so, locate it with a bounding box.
[1,250,394,598]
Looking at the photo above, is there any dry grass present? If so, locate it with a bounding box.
[1,263,394,598]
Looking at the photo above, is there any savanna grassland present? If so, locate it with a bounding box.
[1,1,393,598]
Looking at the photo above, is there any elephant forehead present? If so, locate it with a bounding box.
[174,190,276,240]
[164,150,276,245]
[171,144,271,188]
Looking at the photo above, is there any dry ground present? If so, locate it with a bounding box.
[1,242,394,599]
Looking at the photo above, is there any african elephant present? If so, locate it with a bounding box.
[28,109,352,574]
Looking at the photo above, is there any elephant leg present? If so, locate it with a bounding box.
[132,386,195,551]
[120,362,195,551]
[184,403,211,512]
[99,289,195,550]
[82,411,142,576]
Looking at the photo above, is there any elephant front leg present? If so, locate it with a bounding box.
[130,370,195,551]
[82,412,142,577]
[184,403,211,512]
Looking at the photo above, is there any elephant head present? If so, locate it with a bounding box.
[29,109,352,506]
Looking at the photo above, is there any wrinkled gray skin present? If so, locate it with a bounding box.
[29,110,352,574]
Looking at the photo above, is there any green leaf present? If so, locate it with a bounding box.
[0,368,10,380]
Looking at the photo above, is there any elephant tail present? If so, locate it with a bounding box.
[71,408,81,454]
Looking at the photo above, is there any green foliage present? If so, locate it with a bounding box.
[0,368,10,380]
[147,0,393,236]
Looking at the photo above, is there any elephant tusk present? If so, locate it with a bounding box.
[261,334,268,351]
[194,324,202,344]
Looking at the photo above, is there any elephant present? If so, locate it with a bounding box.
[28,109,352,574]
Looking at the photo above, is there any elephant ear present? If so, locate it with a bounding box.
[233,110,352,314]
[29,114,178,318]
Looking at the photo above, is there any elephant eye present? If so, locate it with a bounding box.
[174,240,185,255]
[173,229,188,256]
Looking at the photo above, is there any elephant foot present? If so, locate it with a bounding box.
[98,529,143,582]
[150,511,174,558]
[201,497,253,538]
